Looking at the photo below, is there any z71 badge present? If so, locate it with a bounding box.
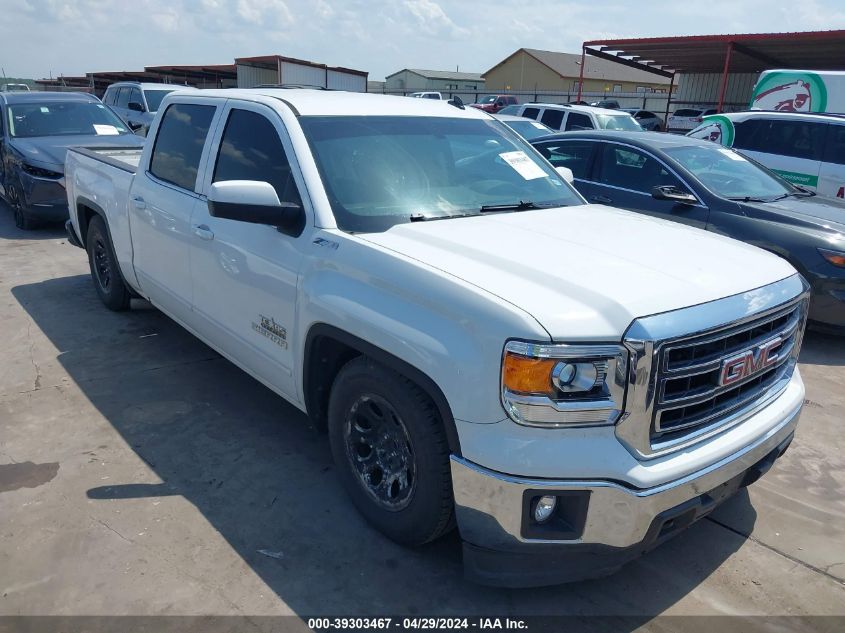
[252,315,288,349]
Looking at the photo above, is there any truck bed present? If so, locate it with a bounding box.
[70,146,144,174]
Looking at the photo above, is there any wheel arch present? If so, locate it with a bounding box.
[74,195,108,248]
[303,323,462,456]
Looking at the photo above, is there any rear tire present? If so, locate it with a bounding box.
[86,215,131,311]
[327,356,454,546]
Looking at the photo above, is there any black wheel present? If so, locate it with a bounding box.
[86,215,131,311]
[328,357,454,546]
[7,183,37,230]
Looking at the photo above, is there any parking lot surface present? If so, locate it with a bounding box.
[0,203,844,621]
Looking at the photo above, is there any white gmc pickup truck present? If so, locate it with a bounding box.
[65,89,809,587]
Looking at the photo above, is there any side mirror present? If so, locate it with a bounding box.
[652,185,697,205]
[208,180,304,235]
[555,166,575,184]
[128,101,145,112]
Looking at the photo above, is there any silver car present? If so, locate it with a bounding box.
[102,82,196,134]
[622,108,664,131]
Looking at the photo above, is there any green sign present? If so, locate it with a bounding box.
[772,169,819,188]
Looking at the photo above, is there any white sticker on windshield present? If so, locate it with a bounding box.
[40,107,49,113]
[93,124,120,136]
[531,122,546,129]
[718,148,746,161]
[499,151,547,180]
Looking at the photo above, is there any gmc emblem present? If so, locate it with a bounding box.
[718,337,782,387]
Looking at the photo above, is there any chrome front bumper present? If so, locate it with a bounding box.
[451,399,801,554]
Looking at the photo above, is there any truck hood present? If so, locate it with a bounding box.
[10,134,142,171]
[360,204,797,340]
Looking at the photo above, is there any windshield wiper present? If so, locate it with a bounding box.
[727,195,783,203]
[409,212,480,222]
[479,200,557,213]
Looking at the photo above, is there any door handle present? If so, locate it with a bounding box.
[591,195,613,204]
[193,224,215,241]
[131,196,146,209]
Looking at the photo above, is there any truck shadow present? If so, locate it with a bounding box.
[12,274,755,623]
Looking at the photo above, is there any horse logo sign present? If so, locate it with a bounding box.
[751,72,827,113]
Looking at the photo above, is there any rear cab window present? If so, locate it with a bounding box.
[521,107,540,120]
[149,103,216,191]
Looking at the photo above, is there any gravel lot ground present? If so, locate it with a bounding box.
[0,202,843,626]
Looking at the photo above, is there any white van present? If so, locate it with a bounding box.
[688,111,845,199]
[750,70,845,114]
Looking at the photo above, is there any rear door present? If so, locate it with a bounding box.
[129,99,222,323]
[735,117,825,191]
[818,123,845,199]
[586,142,709,228]
[189,100,309,398]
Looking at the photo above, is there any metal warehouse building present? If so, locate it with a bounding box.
[235,55,368,91]
[578,30,845,115]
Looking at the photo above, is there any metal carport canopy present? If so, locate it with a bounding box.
[577,30,845,114]
[583,30,845,74]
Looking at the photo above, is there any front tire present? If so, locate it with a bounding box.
[8,183,37,230]
[86,215,131,311]
[328,357,454,546]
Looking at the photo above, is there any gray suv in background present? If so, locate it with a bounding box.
[102,82,195,134]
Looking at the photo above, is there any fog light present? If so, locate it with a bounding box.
[533,495,557,523]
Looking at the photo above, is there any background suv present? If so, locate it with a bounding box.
[102,82,195,134]
[515,103,642,133]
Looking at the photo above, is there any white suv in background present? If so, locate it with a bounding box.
[409,92,443,100]
[514,103,642,133]
[102,82,196,134]
[667,107,717,133]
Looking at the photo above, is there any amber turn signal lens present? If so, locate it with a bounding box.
[502,353,555,394]
[819,248,845,268]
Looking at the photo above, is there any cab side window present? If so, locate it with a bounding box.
[116,88,130,109]
[128,88,143,110]
[213,109,302,206]
[149,103,216,191]
[535,141,595,179]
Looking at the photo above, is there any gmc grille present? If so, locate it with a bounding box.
[651,302,803,450]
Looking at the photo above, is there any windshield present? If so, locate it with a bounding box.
[7,101,129,138]
[597,114,642,131]
[665,145,793,200]
[299,116,582,232]
[143,89,176,112]
[503,119,553,140]
[478,95,498,104]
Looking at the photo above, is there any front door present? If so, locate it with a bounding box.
[190,102,308,398]
[129,100,219,322]
[585,142,710,228]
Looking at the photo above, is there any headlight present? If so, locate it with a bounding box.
[501,341,628,427]
[21,163,63,179]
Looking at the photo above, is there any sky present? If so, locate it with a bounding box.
[1,0,845,81]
